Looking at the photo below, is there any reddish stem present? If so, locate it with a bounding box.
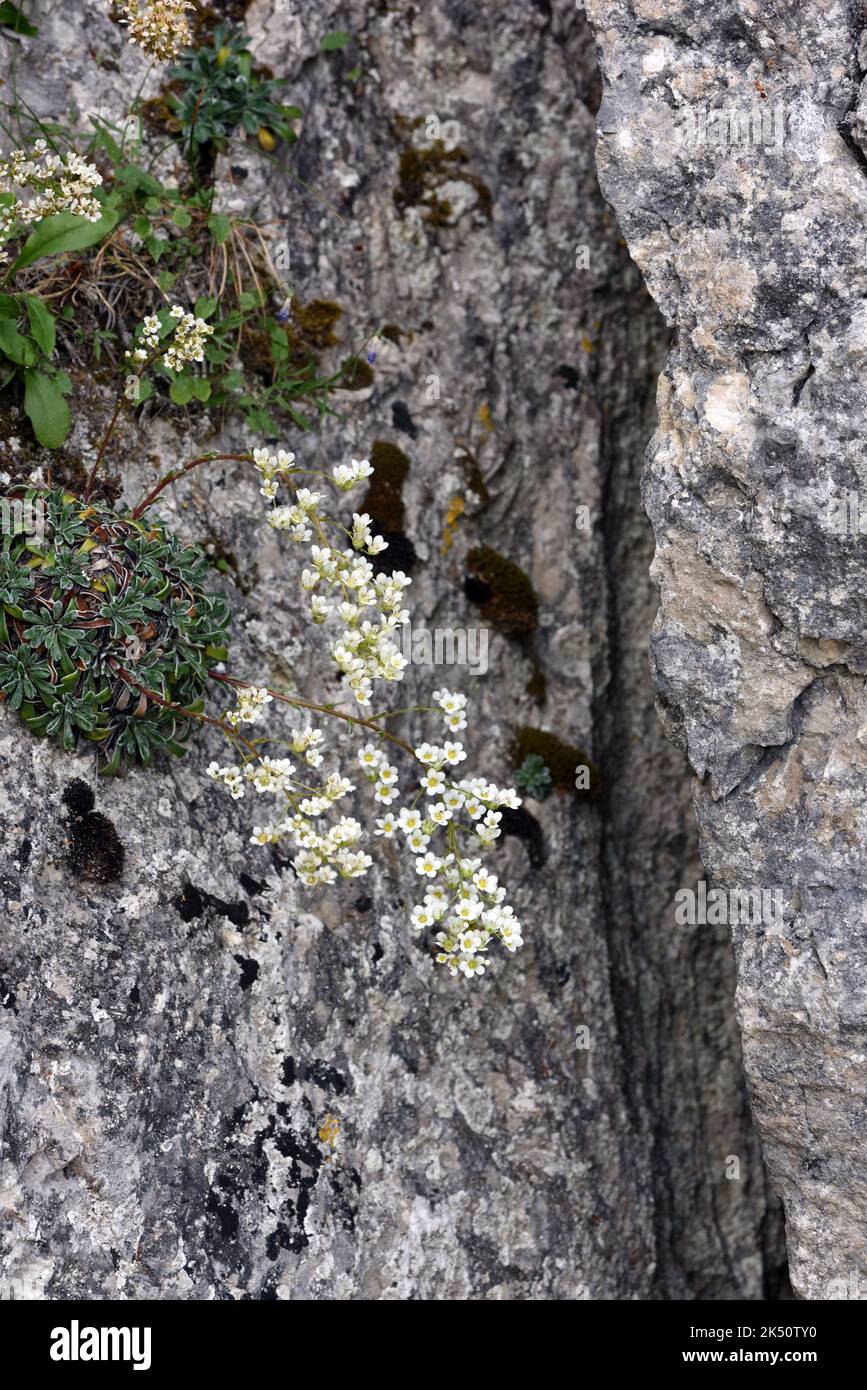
[130,453,254,519]
[208,670,420,764]
[114,664,259,758]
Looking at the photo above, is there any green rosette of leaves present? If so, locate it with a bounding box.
[0,487,230,773]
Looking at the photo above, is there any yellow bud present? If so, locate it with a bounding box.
[257,127,277,151]
[216,46,231,66]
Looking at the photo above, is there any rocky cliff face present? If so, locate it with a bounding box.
[586,0,867,1300]
[0,0,785,1299]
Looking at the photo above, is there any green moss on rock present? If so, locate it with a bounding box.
[465,544,538,636]
[512,726,600,798]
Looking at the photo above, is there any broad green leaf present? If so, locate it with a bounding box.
[0,320,37,366]
[0,293,18,319]
[23,369,71,447]
[321,31,350,51]
[0,2,38,35]
[194,295,217,319]
[189,378,211,402]
[24,296,56,357]
[10,206,120,274]
[207,212,232,245]
[169,375,195,405]
[172,206,192,228]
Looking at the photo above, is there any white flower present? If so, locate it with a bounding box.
[415,852,441,878]
[420,768,446,796]
[375,813,397,837]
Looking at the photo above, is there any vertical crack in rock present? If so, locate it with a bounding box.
[0,0,783,1299]
[586,0,867,1298]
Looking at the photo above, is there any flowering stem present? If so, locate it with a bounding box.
[84,344,165,500]
[83,395,125,500]
[129,452,254,519]
[114,665,260,759]
[208,670,421,764]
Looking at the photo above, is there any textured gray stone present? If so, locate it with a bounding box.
[586,0,867,1300]
[0,0,784,1299]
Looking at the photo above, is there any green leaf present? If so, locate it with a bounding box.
[194,295,217,319]
[321,30,350,51]
[189,377,211,402]
[23,297,56,357]
[207,212,232,245]
[0,2,38,35]
[0,320,37,366]
[23,369,71,447]
[169,375,195,405]
[10,207,120,274]
[0,293,18,319]
[172,205,192,228]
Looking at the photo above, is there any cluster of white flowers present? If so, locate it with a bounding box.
[119,0,192,62]
[204,448,526,982]
[210,659,524,979]
[360,695,523,978]
[0,140,103,247]
[125,306,213,377]
[222,685,272,729]
[251,448,411,706]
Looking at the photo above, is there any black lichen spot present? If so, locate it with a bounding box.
[391,400,417,438]
[281,1056,296,1086]
[233,955,260,991]
[556,364,579,390]
[175,882,249,925]
[380,324,403,345]
[63,778,94,816]
[62,780,124,884]
[371,940,384,963]
[239,871,267,898]
[206,1175,240,1242]
[128,983,141,1006]
[465,545,538,636]
[0,975,17,1011]
[18,837,31,867]
[353,893,372,913]
[210,894,249,926]
[302,1060,347,1095]
[512,726,601,797]
[175,882,205,921]
[500,806,546,869]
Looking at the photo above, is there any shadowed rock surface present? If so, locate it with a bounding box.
[0,0,784,1299]
[586,0,867,1300]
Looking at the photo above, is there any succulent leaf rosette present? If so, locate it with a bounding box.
[0,488,229,773]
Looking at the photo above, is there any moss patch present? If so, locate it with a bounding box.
[361,441,416,573]
[338,356,375,390]
[512,726,600,798]
[465,544,538,637]
[394,139,492,224]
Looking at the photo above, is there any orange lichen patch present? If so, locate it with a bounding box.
[441,495,465,554]
[319,1113,340,1147]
